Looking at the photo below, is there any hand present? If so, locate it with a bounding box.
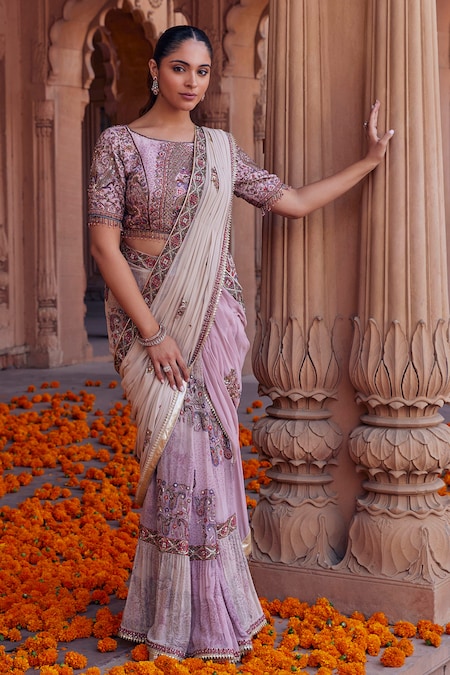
[363,100,394,167]
[147,335,190,392]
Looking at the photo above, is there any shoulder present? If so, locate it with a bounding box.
[95,125,130,150]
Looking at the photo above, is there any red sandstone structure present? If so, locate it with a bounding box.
[1,0,449,666]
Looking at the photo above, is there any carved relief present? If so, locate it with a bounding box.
[350,317,450,414]
[251,315,345,568]
[253,315,340,404]
[343,319,450,581]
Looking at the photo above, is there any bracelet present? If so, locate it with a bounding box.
[137,324,167,348]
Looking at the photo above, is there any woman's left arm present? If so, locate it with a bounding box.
[271,100,394,219]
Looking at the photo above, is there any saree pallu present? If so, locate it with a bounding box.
[119,288,265,661]
[113,128,265,660]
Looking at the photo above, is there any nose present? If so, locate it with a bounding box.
[187,70,197,88]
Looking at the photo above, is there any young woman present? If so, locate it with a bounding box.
[88,25,393,662]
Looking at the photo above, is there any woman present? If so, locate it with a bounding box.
[88,25,393,662]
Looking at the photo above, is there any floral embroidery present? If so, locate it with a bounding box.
[180,373,232,465]
[224,368,241,402]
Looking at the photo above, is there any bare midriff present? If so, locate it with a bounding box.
[123,237,166,258]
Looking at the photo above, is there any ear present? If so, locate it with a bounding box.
[149,58,158,79]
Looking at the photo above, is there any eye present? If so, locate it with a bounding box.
[198,69,210,77]
[173,65,185,73]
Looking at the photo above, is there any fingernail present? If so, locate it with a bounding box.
[389,129,395,135]
[172,385,178,391]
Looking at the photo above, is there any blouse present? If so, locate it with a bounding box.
[87,125,287,240]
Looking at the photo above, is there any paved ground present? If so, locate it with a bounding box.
[1,301,449,673]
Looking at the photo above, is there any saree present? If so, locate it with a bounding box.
[108,128,266,660]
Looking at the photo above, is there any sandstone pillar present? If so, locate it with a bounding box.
[250,0,450,624]
[251,0,346,569]
[340,0,450,611]
[32,100,62,367]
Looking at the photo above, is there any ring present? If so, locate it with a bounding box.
[162,365,172,373]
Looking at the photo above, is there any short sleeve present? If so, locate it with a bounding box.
[233,145,290,215]
[87,127,126,229]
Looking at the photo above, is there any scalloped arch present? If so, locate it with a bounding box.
[48,0,158,89]
[223,0,268,77]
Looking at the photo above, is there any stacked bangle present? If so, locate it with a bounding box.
[137,324,167,347]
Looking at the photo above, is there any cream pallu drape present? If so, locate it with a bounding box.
[119,128,235,505]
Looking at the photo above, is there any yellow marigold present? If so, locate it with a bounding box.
[380,646,406,667]
[97,637,118,652]
[84,669,101,675]
[64,651,88,669]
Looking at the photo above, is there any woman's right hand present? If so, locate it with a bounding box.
[147,335,190,391]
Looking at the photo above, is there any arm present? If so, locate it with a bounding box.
[90,226,189,390]
[271,100,394,219]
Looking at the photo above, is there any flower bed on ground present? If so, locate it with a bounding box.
[0,383,448,674]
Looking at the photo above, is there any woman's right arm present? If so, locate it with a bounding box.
[90,226,188,389]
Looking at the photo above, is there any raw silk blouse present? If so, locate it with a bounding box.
[87,125,287,239]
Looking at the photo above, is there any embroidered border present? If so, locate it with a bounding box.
[113,128,207,370]
[138,512,237,560]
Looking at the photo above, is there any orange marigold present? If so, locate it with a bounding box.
[97,637,118,652]
[380,646,406,668]
[393,620,416,638]
[131,643,150,661]
[423,630,442,647]
[397,637,414,657]
[64,651,88,669]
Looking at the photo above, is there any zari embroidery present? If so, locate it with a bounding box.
[139,512,237,560]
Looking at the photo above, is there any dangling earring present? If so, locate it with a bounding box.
[201,94,205,102]
[151,78,159,96]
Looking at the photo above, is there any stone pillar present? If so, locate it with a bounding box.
[251,0,346,569]
[340,0,450,610]
[32,100,62,366]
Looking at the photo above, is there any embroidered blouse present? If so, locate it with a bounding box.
[87,125,288,240]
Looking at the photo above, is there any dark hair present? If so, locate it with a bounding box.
[140,25,213,116]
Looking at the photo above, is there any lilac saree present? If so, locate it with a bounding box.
[89,127,267,661]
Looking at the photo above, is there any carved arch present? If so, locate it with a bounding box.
[223,0,268,77]
[48,0,161,90]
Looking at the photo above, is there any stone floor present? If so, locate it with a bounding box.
[0,302,448,673]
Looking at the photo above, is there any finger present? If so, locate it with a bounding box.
[162,363,184,392]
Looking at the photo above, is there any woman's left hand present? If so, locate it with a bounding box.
[364,99,394,166]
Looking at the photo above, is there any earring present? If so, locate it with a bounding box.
[201,94,205,102]
[151,78,159,96]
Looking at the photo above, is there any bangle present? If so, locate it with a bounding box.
[137,324,166,347]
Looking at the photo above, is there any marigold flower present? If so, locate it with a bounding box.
[64,651,88,668]
[380,645,406,667]
[131,643,150,661]
[97,637,118,652]
[393,620,416,638]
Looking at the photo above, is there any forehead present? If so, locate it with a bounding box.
[164,39,211,65]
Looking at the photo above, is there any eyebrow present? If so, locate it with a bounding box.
[169,59,211,68]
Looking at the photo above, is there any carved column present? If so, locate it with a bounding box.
[33,100,61,365]
[0,29,8,310]
[251,0,346,568]
[341,0,450,585]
